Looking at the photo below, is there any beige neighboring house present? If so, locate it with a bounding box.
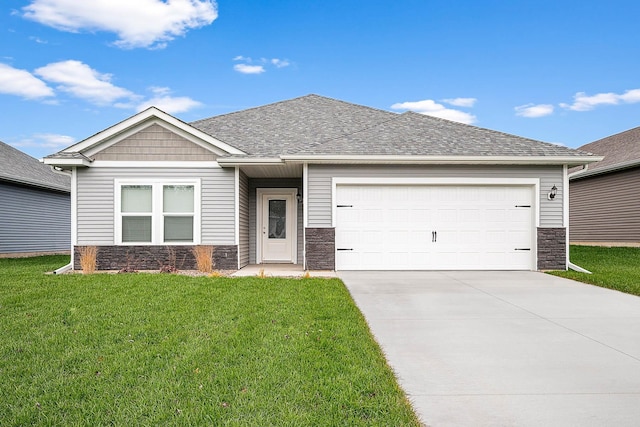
[569,126,640,246]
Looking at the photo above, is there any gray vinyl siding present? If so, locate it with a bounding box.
[0,182,70,253]
[76,166,235,245]
[238,170,250,267]
[307,164,564,228]
[249,178,303,265]
[570,167,640,243]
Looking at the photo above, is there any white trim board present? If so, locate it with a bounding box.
[62,108,244,157]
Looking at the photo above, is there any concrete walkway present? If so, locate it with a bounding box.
[232,264,337,278]
[339,271,640,427]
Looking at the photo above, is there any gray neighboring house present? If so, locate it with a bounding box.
[44,94,600,271]
[0,141,71,256]
[569,126,640,245]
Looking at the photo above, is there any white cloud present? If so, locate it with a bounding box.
[233,64,266,75]
[0,63,54,99]
[12,133,75,149]
[514,103,554,118]
[35,60,137,105]
[22,0,218,49]
[391,99,477,124]
[136,86,201,113]
[271,58,290,68]
[560,88,640,111]
[233,56,291,74]
[442,97,476,107]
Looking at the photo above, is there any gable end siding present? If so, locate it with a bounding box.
[76,167,235,245]
[570,167,640,243]
[92,124,218,161]
[0,182,70,253]
[307,164,564,228]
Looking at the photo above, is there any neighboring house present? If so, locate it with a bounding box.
[44,94,600,271]
[0,141,71,256]
[569,126,640,245]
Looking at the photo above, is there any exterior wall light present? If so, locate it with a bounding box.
[296,192,303,203]
[547,185,557,200]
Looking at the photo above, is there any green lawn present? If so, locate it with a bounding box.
[549,245,640,296]
[0,256,421,426]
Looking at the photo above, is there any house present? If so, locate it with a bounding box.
[569,126,640,245]
[0,141,71,256]
[44,94,600,271]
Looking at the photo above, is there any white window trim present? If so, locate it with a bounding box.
[114,179,201,245]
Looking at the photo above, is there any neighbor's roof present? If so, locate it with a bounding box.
[0,141,70,192]
[192,94,595,162]
[571,126,640,178]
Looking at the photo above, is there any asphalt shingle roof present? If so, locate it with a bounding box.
[576,126,640,172]
[0,141,70,192]
[191,94,591,159]
[191,94,398,156]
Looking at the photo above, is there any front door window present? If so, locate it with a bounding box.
[268,199,287,239]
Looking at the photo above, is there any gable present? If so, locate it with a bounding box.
[91,123,218,161]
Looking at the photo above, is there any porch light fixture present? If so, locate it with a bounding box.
[296,192,303,203]
[547,185,557,200]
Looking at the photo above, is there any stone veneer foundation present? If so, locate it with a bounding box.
[537,228,567,270]
[305,228,335,270]
[74,245,238,271]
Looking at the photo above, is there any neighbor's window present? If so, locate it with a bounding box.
[117,181,199,244]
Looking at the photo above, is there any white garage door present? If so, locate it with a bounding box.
[335,185,534,270]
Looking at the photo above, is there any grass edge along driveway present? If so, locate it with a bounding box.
[549,245,640,297]
[0,256,421,426]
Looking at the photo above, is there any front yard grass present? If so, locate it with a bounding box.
[549,245,640,296]
[0,256,421,426]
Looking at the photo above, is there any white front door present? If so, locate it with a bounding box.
[258,189,297,263]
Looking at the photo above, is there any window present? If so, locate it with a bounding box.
[116,180,200,244]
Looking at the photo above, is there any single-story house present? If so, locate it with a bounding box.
[44,94,600,271]
[1,140,71,256]
[570,125,640,245]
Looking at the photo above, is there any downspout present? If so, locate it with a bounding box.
[566,164,592,274]
[54,165,75,275]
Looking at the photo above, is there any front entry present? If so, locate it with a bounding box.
[257,189,297,263]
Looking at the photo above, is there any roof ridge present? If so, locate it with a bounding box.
[190,94,395,125]
[190,94,318,125]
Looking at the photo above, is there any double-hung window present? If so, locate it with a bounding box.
[116,180,200,244]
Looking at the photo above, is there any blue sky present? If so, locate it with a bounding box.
[2,0,640,159]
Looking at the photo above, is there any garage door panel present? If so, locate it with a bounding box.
[335,185,534,270]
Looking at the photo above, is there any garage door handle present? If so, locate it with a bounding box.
[336,205,353,208]
[337,248,353,251]
[514,248,531,251]
[515,205,531,208]
[432,231,437,242]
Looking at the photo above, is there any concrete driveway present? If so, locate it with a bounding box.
[338,271,640,427]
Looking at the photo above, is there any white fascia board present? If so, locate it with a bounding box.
[64,107,245,156]
[280,155,604,166]
[216,157,284,166]
[43,157,92,167]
